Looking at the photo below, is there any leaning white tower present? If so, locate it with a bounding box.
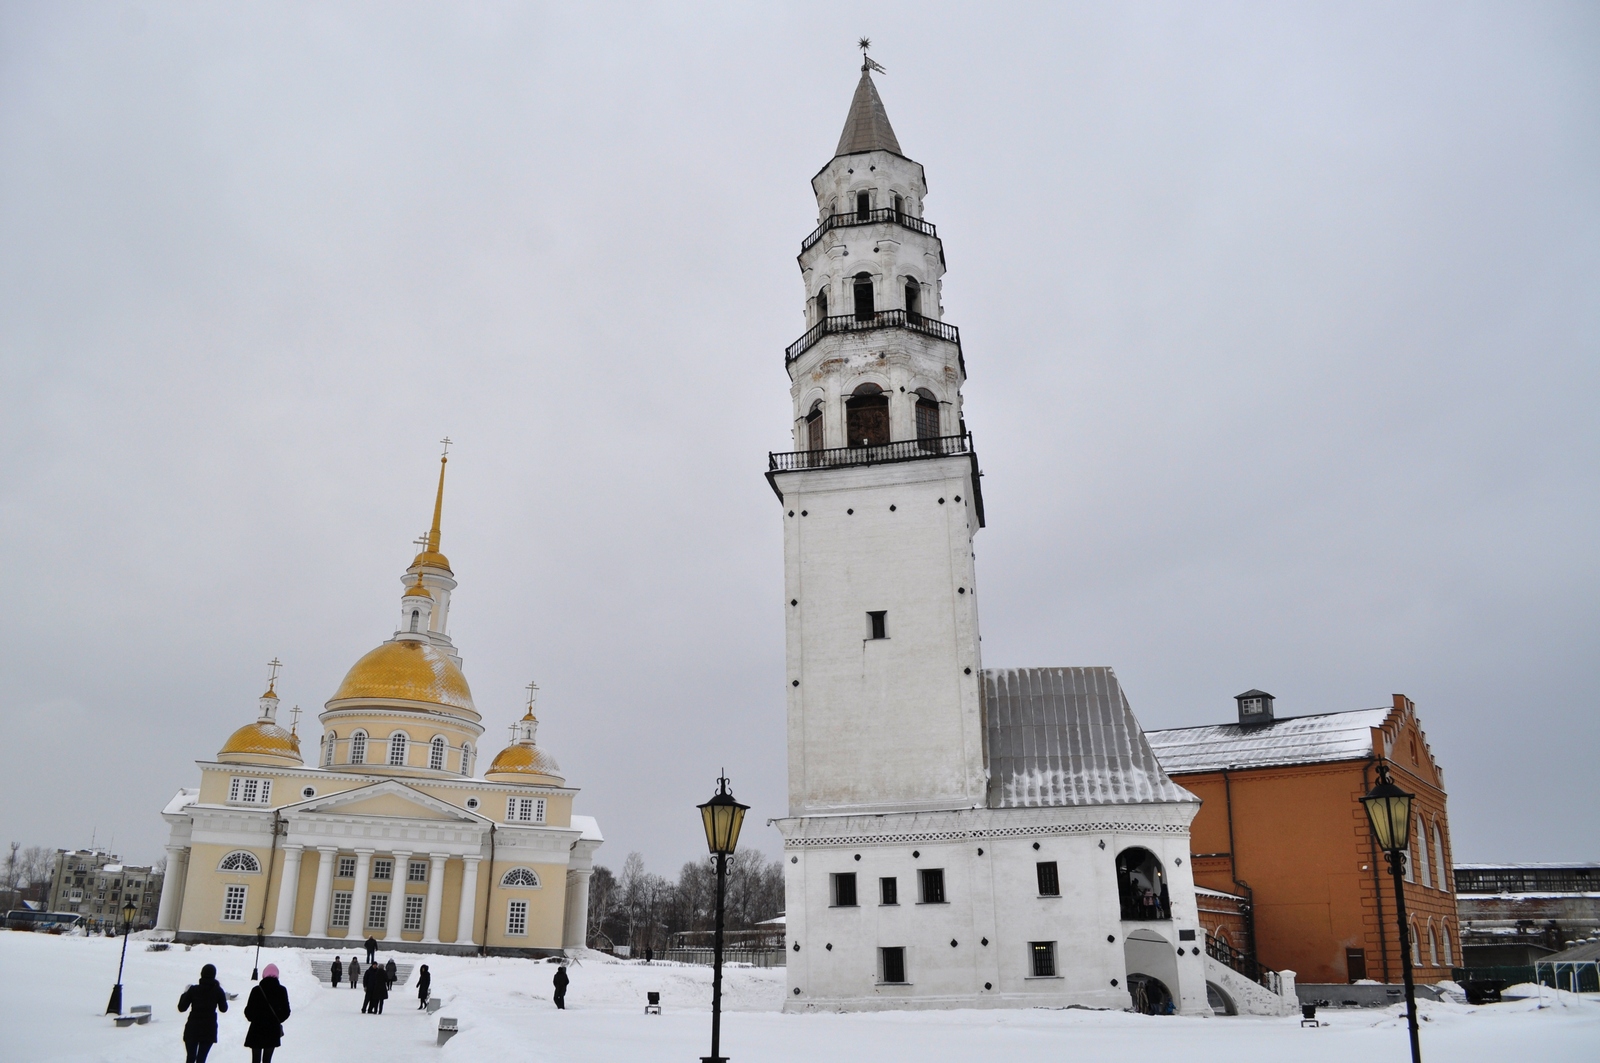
[770,58,987,819]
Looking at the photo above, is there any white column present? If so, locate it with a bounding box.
[349,849,373,938]
[387,851,412,939]
[456,856,482,946]
[271,845,304,936]
[422,854,447,943]
[155,846,189,932]
[307,847,338,937]
[562,868,592,949]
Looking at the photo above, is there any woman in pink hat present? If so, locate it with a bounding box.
[243,963,291,1063]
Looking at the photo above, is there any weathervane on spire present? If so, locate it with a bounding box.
[859,37,886,75]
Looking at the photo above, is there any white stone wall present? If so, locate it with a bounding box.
[778,456,984,816]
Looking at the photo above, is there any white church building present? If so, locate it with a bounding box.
[769,59,1296,1017]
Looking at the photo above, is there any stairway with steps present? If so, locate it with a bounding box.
[309,959,414,987]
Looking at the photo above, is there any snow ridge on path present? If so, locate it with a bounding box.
[3,932,1598,1063]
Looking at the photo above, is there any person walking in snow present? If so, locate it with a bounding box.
[384,957,397,990]
[243,963,291,1063]
[364,936,377,964]
[416,964,431,1010]
[330,957,342,989]
[552,963,569,1010]
[177,963,228,1063]
[348,957,361,989]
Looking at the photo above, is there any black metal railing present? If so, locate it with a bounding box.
[800,208,938,254]
[1206,933,1283,995]
[769,432,971,473]
[785,309,961,363]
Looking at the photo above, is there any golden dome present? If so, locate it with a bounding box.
[403,577,433,599]
[328,639,475,715]
[411,550,453,575]
[485,742,564,784]
[219,720,302,762]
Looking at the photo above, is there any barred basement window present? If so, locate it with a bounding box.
[367,893,389,929]
[507,899,529,936]
[918,868,945,904]
[831,872,858,907]
[429,737,446,771]
[403,894,425,932]
[221,884,247,923]
[407,860,427,883]
[880,877,898,905]
[1030,941,1057,977]
[331,891,352,928]
[337,856,356,879]
[1036,861,1060,897]
[879,946,906,984]
[372,859,393,881]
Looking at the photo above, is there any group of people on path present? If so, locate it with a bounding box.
[177,962,290,1063]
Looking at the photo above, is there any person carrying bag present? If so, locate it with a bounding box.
[243,963,291,1063]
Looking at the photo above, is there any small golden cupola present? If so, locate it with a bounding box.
[486,681,565,785]
[218,662,303,767]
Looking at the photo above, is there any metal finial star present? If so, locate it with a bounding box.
[858,37,871,52]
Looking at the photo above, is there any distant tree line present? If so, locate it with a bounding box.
[2,843,59,908]
[585,850,784,954]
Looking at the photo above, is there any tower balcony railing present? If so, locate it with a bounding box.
[768,432,972,473]
[785,309,961,364]
[800,207,938,255]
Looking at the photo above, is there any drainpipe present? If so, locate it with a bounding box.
[253,811,283,980]
[1221,769,1258,966]
[479,823,496,957]
[1365,757,1391,983]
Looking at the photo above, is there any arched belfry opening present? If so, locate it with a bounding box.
[806,401,825,451]
[853,272,875,320]
[845,383,889,447]
[816,287,828,320]
[914,388,940,446]
[1116,846,1170,921]
[904,278,921,321]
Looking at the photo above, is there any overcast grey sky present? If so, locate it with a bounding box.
[1,2,1595,876]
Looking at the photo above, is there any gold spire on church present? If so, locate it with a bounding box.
[410,439,453,573]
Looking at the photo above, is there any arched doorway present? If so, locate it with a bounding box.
[845,383,890,447]
[1205,982,1237,1016]
[1124,928,1180,1016]
[1116,847,1170,920]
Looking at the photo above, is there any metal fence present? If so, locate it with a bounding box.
[785,309,962,362]
[1206,933,1282,995]
[662,947,787,969]
[800,208,938,254]
[769,432,972,474]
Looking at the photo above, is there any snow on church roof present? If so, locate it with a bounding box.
[982,667,1197,809]
[1143,707,1391,774]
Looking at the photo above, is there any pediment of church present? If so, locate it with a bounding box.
[288,780,482,824]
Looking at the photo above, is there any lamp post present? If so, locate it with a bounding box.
[104,899,138,1015]
[1361,762,1421,1063]
[697,774,748,1063]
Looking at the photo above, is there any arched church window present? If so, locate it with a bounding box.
[1428,922,1439,966]
[460,743,471,776]
[904,278,921,322]
[1410,919,1421,965]
[1114,847,1170,921]
[806,402,825,452]
[350,731,367,765]
[853,272,875,320]
[409,609,420,633]
[388,731,408,767]
[816,287,828,320]
[1441,922,1454,966]
[324,732,336,767]
[914,388,940,447]
[217,850,261,874]
[500,867,541,888]
[1433,820,1449,893]
[845,383,890,448]
[429,736,446,772]
[1416,815,1431,888]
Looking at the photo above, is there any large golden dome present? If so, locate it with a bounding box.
[218,721,302,763]
[485,742,564,784]
[329,639,476,715]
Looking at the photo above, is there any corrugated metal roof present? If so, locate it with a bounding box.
[983,667,1197,808]
[1456,862,1600,871]
[836,69,902,157]
[1144,708,1390,774]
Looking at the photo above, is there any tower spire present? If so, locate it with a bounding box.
[411,439,454,573]
[836,44,901,157]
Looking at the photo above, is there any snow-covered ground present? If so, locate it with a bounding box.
[4,931,1597,1062]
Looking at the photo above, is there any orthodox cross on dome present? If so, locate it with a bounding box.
[525,680,540,715]
[288,705,301,734]
[413,533,429,554]
[858,37,886,74]
[440,436,452,460]
[265,657,282,694]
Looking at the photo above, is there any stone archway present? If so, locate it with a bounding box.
[1125,928,1181,1015]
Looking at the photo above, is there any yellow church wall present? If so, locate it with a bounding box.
[319,717,480,773]
[179,842,274,934]
[331,793,459,820]
[196,766,367,807]
[440,858,464,943]
[479,862,567,949]
[291,851,320,937]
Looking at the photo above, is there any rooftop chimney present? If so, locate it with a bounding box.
[1235,689,1275,726]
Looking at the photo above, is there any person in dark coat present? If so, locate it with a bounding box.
[363,957,389,1014]
[177,963,228,1063]
[416,964,431,1010]
[330,957,342,989]
[243,963,290,1063]
[384,957,397,990]
[552,964,569,1010]
[348,957,361,988]
[364,936,377,963]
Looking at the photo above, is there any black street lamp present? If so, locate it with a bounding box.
[104,899,138,1015]
[697,774,749,1063]
[1361,762,1421,1063]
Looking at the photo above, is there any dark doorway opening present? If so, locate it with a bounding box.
[845,383,889,446]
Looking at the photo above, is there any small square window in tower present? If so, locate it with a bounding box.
[867,611,888,640]
[845,383,889,446]
[1030,941,1057,977]
[831,872,858,907]
[918,868,945,904]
